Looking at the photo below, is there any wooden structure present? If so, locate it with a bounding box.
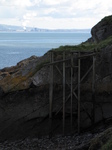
[48,50,96,135]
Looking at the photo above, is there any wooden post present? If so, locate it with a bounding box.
[71,52,73,132]
[49,51,53,136]
[78,52,81,134]
[92,54,96,125]
[63,52,66,135]
[110,51,112,79]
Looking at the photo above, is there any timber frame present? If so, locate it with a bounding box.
[47,50,96,136]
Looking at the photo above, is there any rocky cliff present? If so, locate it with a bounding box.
[0,15,112,146]
[91,15,112,42]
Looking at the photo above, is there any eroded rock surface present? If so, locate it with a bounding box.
[0,55,49,94]
[91,15,112,42]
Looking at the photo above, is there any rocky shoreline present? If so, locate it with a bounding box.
[0,120,112,150]
[0,132,96,150]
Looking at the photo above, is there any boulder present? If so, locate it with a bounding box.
[0,55,49,93]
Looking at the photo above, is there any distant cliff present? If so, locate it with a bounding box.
[0,24,90,32]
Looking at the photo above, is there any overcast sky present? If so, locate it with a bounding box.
[0,0,112,29]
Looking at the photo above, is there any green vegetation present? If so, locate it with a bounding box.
[89,128,112,150]
[33,60,49,75]
[49,35,112,54]
[98,36,112,48]
[52,43,96,52]
[101,137,112,150]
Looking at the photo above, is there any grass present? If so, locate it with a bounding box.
[101,137,112,150]
[48,35,112,54]
[98,36,112,49]
[89,128,112,150]
[52,43,96,53]
[44,35,112,62]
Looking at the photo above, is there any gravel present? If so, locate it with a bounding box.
[0,132,96,150]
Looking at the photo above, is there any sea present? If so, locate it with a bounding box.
[0,31,91,69]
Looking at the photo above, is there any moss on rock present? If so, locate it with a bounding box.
[89,127,112,150]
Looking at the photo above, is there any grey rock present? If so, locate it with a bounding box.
[91,15,112,42]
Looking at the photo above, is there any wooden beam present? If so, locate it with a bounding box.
[65,65,78,68]
[71,50,95,53]
[81,103,93,121]
[92,55,96,125]
[46,52,96,66]
[55,65,78,100]
[78,53,96,59]
[110,51,112,79]
[49,52,53,119]
[63,52,66,135]
[78,52,81,134]
[71,52,73,132]
[73,64,93,92]
[49,51,53,137]
[55,62,93,117]
[45,58,70,66]
[55,94,70,116]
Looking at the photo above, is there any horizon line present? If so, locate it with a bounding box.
[0,24,91,30]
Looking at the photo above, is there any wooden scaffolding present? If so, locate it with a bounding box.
[48,50,96,135]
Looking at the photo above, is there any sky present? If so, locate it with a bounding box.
[0,0,112,29]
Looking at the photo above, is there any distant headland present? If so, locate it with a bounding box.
[0,24,90,32]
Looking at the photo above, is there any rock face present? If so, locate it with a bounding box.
[0,55,49,94]
[0,16,112,141]
[91,15,112,42]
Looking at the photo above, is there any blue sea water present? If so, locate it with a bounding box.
[0,31,91,69]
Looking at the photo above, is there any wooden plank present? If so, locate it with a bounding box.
[55,65,62,77]
[78,52,81,134]
[45,52,96,66]
[71,51,95,53]
[49,51,53,137]
[78,53,96,59]
[92,55,96,125]
[71,52,73,132]
[110,51,112,79]
[55,94,71,116]
[65,65,78,68]
[73,64,93,92]
[63,52,66,135]
[49,51,53,119]
[55,65,78,100]
[55,63,93,117]
[45,58,70,66]
[80,65,93,83]
[81,103,93,121]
